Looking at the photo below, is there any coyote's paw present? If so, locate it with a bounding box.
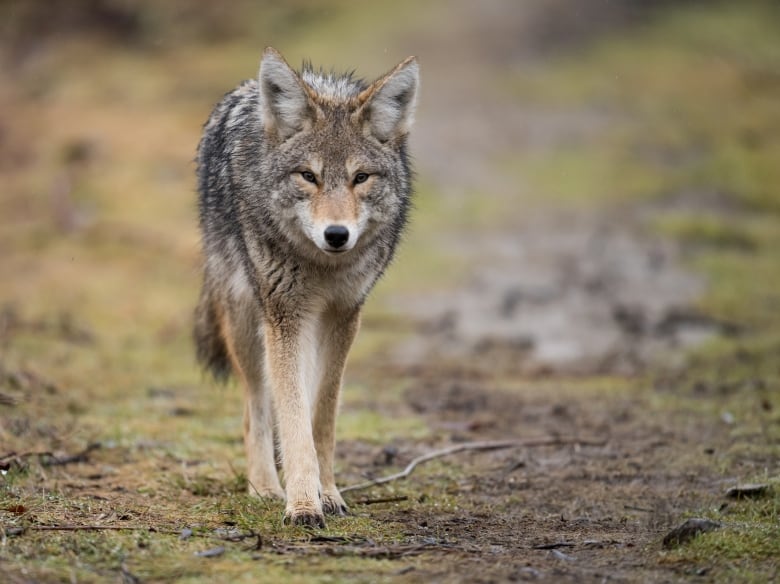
[283,505,326,528]
[321,489,349,516]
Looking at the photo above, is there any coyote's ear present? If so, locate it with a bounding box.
[359,56,419,143]
[258,47,315,140]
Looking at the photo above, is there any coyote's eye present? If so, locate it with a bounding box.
[353,172,370,185]
[300,171,317,184]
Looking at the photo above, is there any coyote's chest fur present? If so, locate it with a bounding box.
[225,238,382,312]
[194,47,419,527]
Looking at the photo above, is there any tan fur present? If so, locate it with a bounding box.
[311,187,359,226]
[195,47,418,527]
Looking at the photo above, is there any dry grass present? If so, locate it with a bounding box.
[2,1,779,582]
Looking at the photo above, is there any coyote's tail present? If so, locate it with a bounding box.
[193,286,232,382]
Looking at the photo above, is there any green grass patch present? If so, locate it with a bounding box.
[503,4,780,577]
[3,1,780,581]
[661,480,780,581]
[511,1,780,213]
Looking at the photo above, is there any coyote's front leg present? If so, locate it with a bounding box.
[263,311,324,527]
[313,306,361,516]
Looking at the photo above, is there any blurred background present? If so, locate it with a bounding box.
[1,1,779,580]
[2,0,778,381]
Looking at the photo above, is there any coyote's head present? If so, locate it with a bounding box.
[254,48,419,260]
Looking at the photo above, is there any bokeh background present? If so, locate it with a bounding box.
[1,1,779,581]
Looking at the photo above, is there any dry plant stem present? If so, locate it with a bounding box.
[29,525,178,533]
[354,495,410,505]
[1,443,100,467]
[0,451,53,462]
[3,525,243,541]
[341,437,606,493]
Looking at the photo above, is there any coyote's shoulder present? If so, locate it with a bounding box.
[194,47,419,526]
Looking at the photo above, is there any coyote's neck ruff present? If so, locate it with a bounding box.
[195,48,418,526]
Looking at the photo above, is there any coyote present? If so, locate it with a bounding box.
[194,48,419,527]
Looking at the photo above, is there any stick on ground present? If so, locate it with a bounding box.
[341,436,606,494]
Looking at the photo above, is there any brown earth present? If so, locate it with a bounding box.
[1,1,776,583]
[311,3,755,581]
[328,357,741,582]
[325,2,767,581]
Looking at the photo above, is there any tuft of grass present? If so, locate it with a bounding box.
[660,479,780,581]
[503,3,780,579]
[655,215,760,251]
[3,1,780,581]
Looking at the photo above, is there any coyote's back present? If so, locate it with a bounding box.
[194,48,418,526]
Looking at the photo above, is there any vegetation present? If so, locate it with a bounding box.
[1,1,778,581]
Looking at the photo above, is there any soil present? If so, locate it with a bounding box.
[1,1,774,583]
[391,0,724,377]
[322,3,742,581]
[328,367,732,582]
[388,208,719,376]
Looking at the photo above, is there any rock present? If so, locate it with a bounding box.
[550,548,576,561]
[194,546,225,558]
[725,483,771,499]
[662,518,721,548]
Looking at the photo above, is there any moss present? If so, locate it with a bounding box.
[660,480,780,580]
[503,5,780,578]
[511,1,780,214]
[655,215,760,252]
[3,1,780,581]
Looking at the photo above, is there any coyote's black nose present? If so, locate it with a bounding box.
[324,225,349,249]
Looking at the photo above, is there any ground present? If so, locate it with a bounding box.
[1,1,779,582]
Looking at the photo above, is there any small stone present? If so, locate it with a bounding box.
[550,548,576,561]
[194,546,225,558]
[662,518,721,548]
[725,483,771,499]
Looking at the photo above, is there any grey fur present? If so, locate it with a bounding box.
[194,47,418,526]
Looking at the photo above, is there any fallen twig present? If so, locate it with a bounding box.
[324,543,431,559]
[2,525,150,537]
[341,436,606,493]
[3,524,258,542]
[533,541,576,550]
[19,525,177,534]
[0,443,101,468]
[0,451,53,463]
[41,443,101,466]
[624,504,654,513]
[354,495,409,505]
[274,540,446,559]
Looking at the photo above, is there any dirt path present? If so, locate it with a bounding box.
[331,2,770,580]
[1,2,777,582]
[337,380,726,582]
[381,0,718,377]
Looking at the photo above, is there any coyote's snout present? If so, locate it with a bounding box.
[299,176,364,254]
[194,47,418,527]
